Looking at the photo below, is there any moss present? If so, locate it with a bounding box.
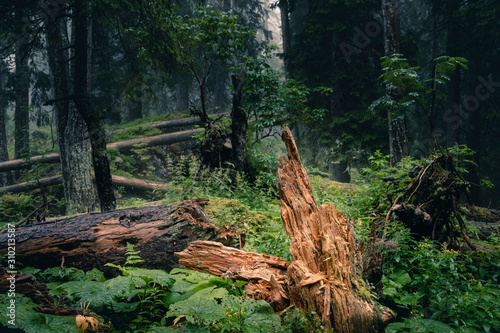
[203,197,269,229]
[357,279,372,301]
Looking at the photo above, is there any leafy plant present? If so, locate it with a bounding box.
[0,294,80,333]
[379,222,500,331]
[166,286,282,332]
[234,46,331,136]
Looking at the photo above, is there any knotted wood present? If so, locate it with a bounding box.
[278,127,393,332]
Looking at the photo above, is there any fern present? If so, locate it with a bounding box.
[57,276,134,307]
[124,242,145,267]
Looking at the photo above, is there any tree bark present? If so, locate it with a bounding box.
[381,0,408,166]
[0,129,202,173]
[46,16,98,213]
[0,174,178,195]
[0,199,242,273]
[230,71,247,172]
[176,240,290,311]
[14,31,30,166]
[176,128,395,331]
[0,60,13,187]
[73,0,115,211]
[175,73,190,112]
[278,0,292,80]
[445,0,462,147]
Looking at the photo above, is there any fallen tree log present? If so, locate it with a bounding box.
[0,129,202,173]
[0,174,177,194]
[0,153,60,173]
[0,175,63,194]
[0,199,242,273]
[176,127,394,332]
[107,129,202,151]
[113,113,228,133]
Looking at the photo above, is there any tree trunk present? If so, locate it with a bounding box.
[230,72,247,172]
[445,0,462,147]
[278,0,292,80]
[0,60,13,187]
[175,73,190,112]
[47,17,98,214]
[381,0,408,166]
[279,127,392,331]
[176,128,395,331]
[73,0,116,211]
[465,68,481,202]
[14,35,30,167]
[0,199,242,273]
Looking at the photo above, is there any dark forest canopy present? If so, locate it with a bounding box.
[0,0,499,206]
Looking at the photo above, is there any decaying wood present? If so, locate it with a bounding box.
[112,113,228,133]
[278,127,393,332]
[387,154,476,250]
[106,129,201,151]
[0,175,63,194]
[0,153,60,173]
[176,127,394,332]
[0,129,201,173]
[0,199,241,273]
[0,174,177,194]
[176,240,290,311]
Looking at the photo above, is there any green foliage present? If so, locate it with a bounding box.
[380,223,500,332]
[235,47,330,133]
[184,6,253,67]
[0,294,80,333]
[163,154,292,260]
[387,318,456,333]
[58,276,135,308]
[167,287,282,332]
[280,306,324,333]
[370,54,469,118]
[0,193,36,224]
[112,126,163,143]
[124,242,145,267]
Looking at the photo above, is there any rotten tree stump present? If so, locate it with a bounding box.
[175,128,394,332]
[0,199,241,273]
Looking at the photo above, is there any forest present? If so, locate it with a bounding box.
[0,0,499,332]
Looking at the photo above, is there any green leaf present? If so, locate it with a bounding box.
[58,276,134,307]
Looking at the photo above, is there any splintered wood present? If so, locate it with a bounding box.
[176,127,394,332]
[279,127,393,332]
